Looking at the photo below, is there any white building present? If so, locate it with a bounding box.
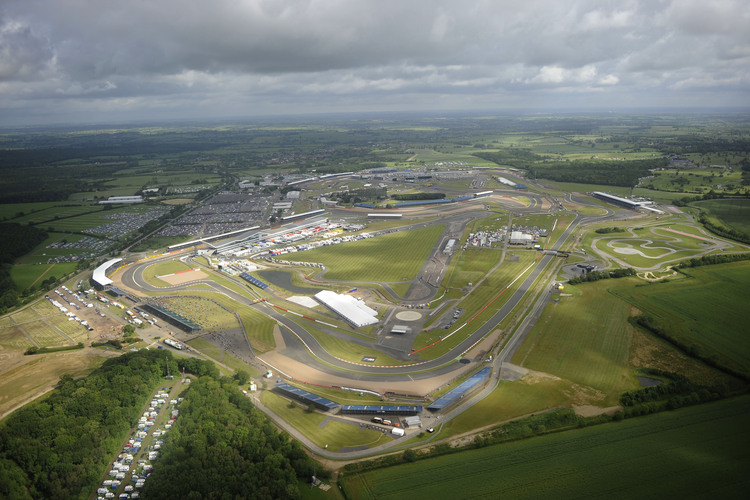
[314,290,378,328]
[509,231,533,245]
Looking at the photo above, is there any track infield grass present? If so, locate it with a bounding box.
[341,395,750,499]
[282,224,445,282]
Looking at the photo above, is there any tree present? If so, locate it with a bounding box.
[233,370,249,385]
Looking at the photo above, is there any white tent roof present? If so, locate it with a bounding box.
[92,258,122,287]
[314,290,378,328]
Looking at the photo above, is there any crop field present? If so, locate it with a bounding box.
[261,391,391,452]
[341,395,750,499]
[609,261,750,376]
[0,201,70,221]
[693,198,750,235]
[283,224,445,282]
[512,279,638,404]
[7,205,109,226]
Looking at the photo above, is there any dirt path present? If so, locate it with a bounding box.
[25,263,56,291]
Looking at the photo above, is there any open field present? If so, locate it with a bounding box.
[440,376,575,436]
[261,390,392,452]
[643,168,743,195]
[0,350,114,420]
[609,262,750,376]
[284,224,445,282]
[10,262,78,291]
[512,279,638,405]
[341,395,750,499]
[693,198,750,235]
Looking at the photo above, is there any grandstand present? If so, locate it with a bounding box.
[92,258,123,289]
[340,405,422,416]
[239,272,269,290]
[280,209,325,223]
[140,303,202,333]
[273,383,340,412]
[427,367,492,412]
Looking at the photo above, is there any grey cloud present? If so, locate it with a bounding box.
[0,0,748,125]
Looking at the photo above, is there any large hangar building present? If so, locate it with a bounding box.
[314,290,378,328]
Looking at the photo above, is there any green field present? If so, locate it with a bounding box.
[693,198,750,235]
[142,259,194,286]
[609,261,750,376]
[441,377,575,436]
[644,168,743,195]
[341,396,750,499]
[284,224,445,282]
[512,279,638,405]
[9,263,78,291]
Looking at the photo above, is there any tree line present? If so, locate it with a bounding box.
[0,223,48,313]
[567,267,636,285]
[0,350,172,499]
[141,375,321,499]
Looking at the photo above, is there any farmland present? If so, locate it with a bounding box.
[609,261,750,377]
[341,395,750,499]
[692,198,750,235]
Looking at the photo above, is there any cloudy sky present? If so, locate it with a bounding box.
[1,0,748,126]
